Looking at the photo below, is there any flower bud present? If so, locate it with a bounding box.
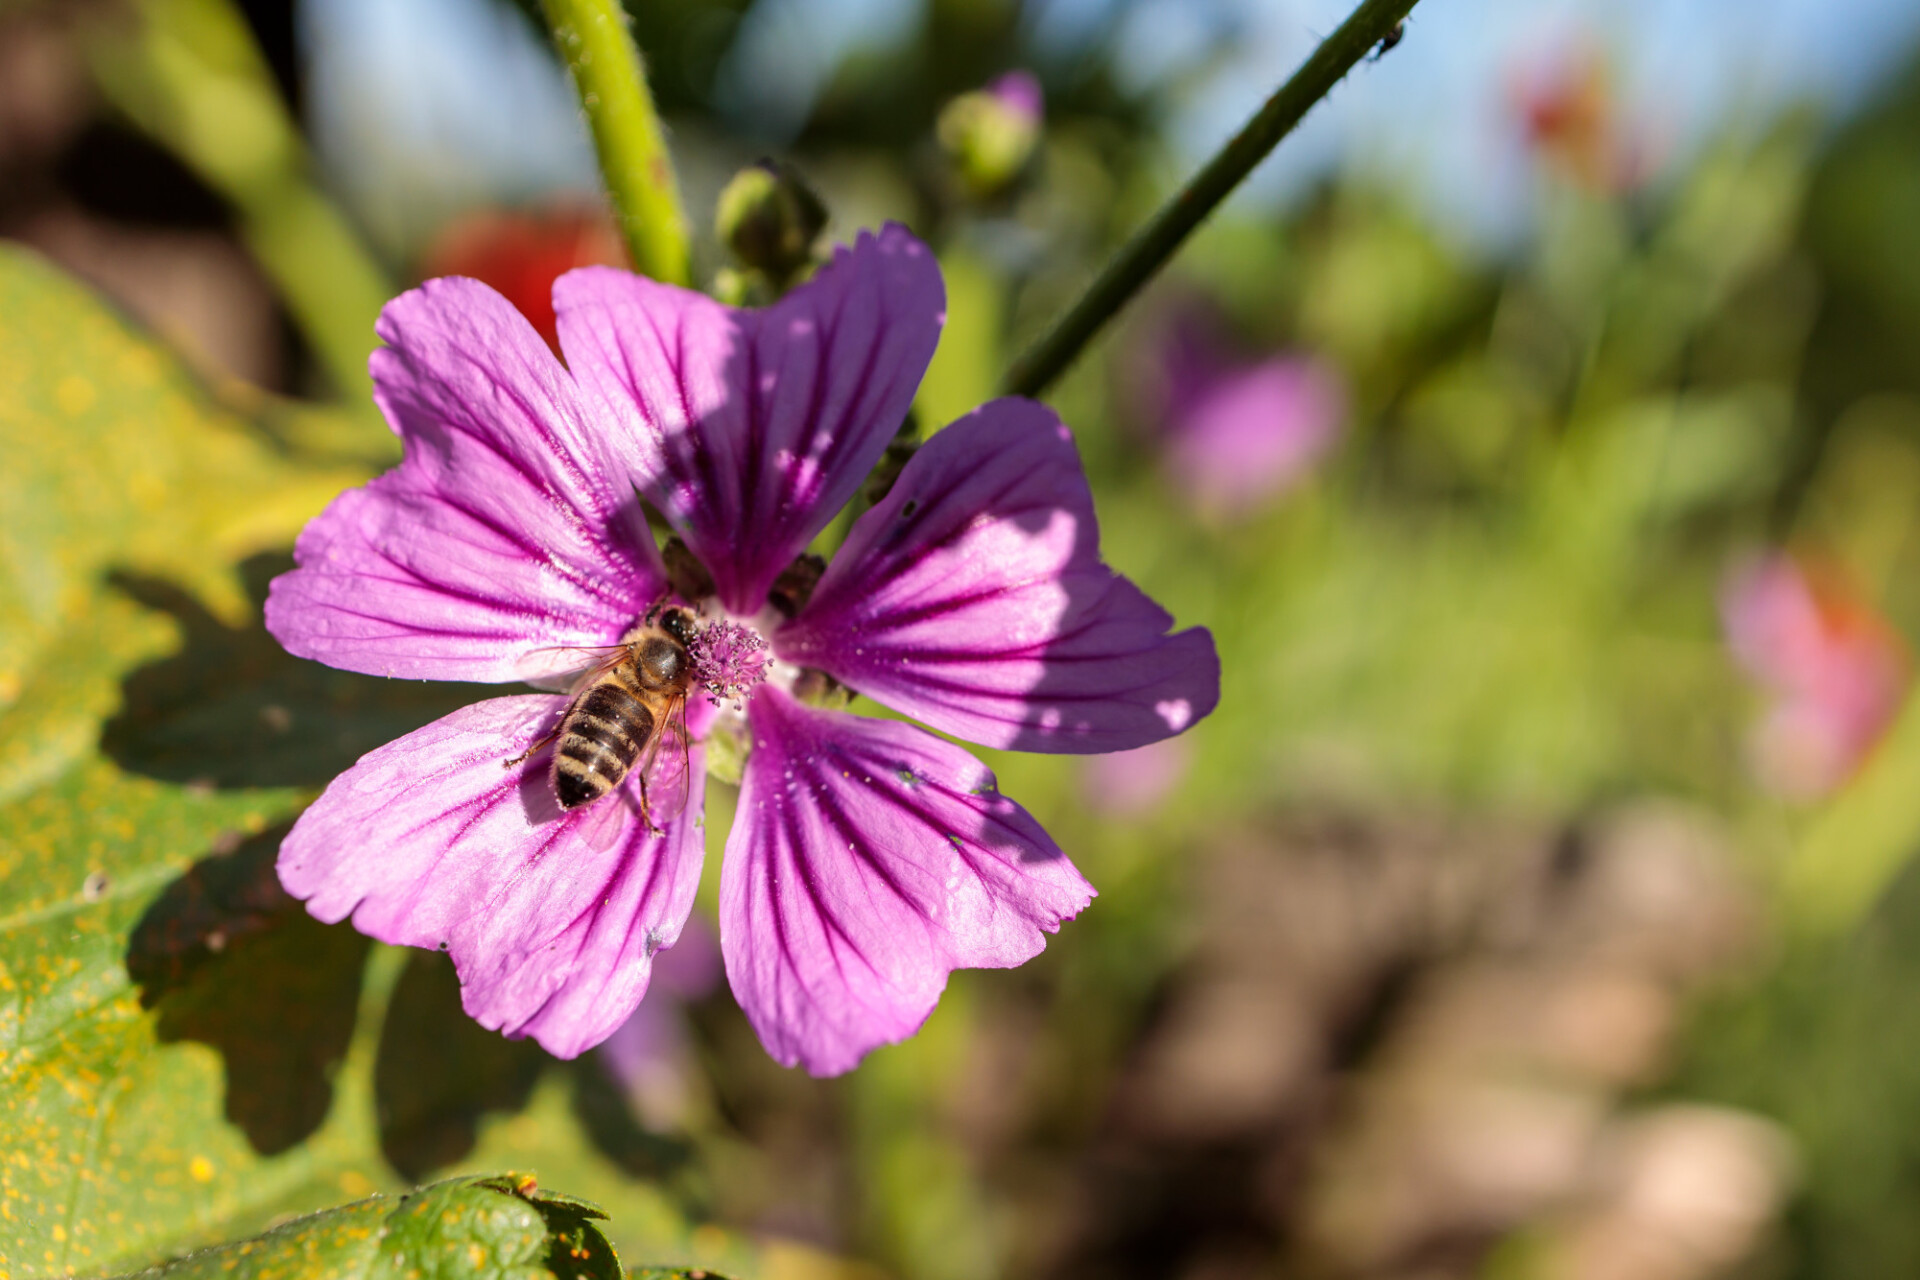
[936,71,1044,199]
[714,160,828,284]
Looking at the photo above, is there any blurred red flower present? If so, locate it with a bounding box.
[419,202,626,351]
[1511,44,1652,194]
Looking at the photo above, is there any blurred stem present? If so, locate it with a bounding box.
[539,0,691,286]
[1000,0,1422,398]
[82,0,393,407]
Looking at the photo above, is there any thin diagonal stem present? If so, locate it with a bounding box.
[541,0,691,286]
[1001,0,1421,398]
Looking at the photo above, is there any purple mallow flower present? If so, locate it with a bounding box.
[266,226,1219,1075]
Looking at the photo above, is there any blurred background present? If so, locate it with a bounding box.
[9,0,1920,1276]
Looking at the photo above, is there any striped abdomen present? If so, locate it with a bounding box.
[552,671,654,810]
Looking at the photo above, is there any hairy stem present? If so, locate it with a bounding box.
[540,0,691,286]
[1000,0,1422,398]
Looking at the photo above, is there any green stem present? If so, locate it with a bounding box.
[540,0,691,286]
[1000,0,1421,398]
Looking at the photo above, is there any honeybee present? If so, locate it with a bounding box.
[509,604,698,827]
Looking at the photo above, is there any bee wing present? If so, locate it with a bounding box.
[575,786,636,853]
[514,643,628,693]
[634,695,693,829]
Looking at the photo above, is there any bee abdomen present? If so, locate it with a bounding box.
[554,683,656,810]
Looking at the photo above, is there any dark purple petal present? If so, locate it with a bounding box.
[266,276,665,684]
[554,225,944,614]
[650,910,723,1000]
[776,398,1220,752]
[721,686,1093,1075]
[279,695,706,1059]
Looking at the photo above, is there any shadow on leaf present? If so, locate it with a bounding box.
[376,950,550,1180]
[126,824,372,1155]
[102,552,497,789]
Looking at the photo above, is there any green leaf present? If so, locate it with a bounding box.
[0,764,389,1276]
[110,1174,622,1280]
[0,212,720,1280]
[0,243,360,793]
[0,245,393,1276]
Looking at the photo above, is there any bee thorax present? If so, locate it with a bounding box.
[549,627,684,811]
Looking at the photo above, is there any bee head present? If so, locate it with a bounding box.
[657,606,699,647]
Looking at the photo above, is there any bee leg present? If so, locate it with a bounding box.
[636,777,663,836]
[503,723,562,768]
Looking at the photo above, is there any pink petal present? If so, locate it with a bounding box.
[279,695,706,1059]
[554,225,944,615]
[266,276,665,684]
[776,398,1220,752]
[720,686,1093,1075]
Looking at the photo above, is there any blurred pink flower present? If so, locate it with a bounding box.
[987,70,1044,125]
[1721,553,1909,799]
[599,914,722,1129]
[1081,736,1193,819]
[1147,306,1345,519]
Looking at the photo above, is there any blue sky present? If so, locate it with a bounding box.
[303,0,1920,252]
[717,0,1920,239]
[1111,0,1920,240]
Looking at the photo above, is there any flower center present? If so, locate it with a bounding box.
[687,617,770,706]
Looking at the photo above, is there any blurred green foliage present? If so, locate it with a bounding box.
[1664,56,1920,1280]
[79,0,394,403]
